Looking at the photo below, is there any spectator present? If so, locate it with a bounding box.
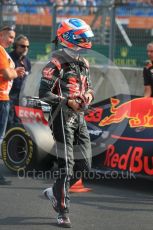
[0,25,25,185]
[87,0,97,15]
[66,0,80,15]
[2,0,18,26]
[78,0,87,15]
[56,0,64,15]
[8,34,31,125]
[143,42,153,97]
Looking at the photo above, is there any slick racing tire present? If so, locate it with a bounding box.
[1,123,55,172]
[1,126,37,172]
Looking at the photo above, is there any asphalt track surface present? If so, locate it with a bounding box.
[1,159,153,230]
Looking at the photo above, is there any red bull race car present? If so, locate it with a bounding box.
[1,94,153,177]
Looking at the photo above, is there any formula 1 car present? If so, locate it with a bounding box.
[1,94,153,177]
[1,97,55,172]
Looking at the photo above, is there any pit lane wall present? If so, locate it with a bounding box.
[23,62,144,102]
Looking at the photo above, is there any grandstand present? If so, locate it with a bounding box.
[10,0,153,16]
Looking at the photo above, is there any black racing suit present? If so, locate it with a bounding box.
[143,61,153,97]
[39,49,94,214]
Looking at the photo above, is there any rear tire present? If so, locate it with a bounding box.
[2,126,37,172]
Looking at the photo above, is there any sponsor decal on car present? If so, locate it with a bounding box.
[104,144,153,176]
[15,106,48,125]
[85,107,103,123]
[99,97,153,128]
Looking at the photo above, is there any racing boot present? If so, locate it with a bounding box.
[57,212,71,228]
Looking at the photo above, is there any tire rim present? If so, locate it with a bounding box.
[7,134,28,164]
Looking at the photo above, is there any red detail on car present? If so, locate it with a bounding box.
[15,106,48,125]
[85,107,103,122]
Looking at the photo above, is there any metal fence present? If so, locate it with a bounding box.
[0,1,153,67]
[114,4,153,67]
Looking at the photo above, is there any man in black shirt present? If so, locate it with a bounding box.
[8,34,31,125]
[143,42,153,97]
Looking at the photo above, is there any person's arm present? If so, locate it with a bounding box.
[0,47,18,80]
[0,67,17,80]
[144,85,152,97]
[39,59,81,112]
[84,62,94,104]
[143,67,152,97]
[15,67,25,77]
[39,59,67,105]
[26,58,32,74]
[0,66,25,80]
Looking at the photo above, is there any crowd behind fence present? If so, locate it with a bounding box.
[3,0,153,16]
[1,1,153,67]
